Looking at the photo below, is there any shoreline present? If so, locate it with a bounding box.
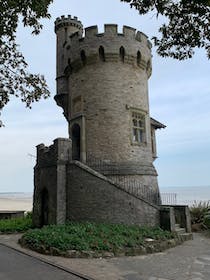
[0,196,32,212]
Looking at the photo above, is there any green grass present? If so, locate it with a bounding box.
[0,216,33,233]
[20,222,175,253]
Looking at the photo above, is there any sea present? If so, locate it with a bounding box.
[0,192,33,199]
[0,187,210,206]
[160,186,210,206]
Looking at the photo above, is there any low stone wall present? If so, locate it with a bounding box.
[160,205,192,233]
[19,234,193,258]
[0,211,24,220]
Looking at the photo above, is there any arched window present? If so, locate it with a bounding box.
[80,50,87,65]
[137,51,141,65]
[99,46,105,61]
[119,46,125,62]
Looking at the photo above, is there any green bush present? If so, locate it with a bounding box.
[20,222,174,253]
[25,211,32,219]
[203,215,210,229]
[0,216,33,233]
[190,201,210,225]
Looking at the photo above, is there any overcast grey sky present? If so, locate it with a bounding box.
[0,0,210,192]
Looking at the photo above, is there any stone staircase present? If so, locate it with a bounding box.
[175,223,193,242]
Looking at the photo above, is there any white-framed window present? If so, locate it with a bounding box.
[132,111,146,143]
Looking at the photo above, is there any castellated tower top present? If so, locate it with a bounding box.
[55,15,153,79]
[55,15,83,34]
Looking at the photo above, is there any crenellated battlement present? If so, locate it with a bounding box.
[81,24,150,45]
[55,15,83,33]
[36,138,72,167]
[56,22,152,77]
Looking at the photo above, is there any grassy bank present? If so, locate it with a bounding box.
[0,216,33,233]
[20,222,175,255]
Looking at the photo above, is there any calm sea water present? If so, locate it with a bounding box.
[0,192,33,199]
[160,186,210,206]
[0,187,210,206]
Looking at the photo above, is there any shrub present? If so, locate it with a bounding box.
[20,222,175,253]
[190,201,210,226]
[203,215,210,229]
[0,216,33,233]
[25,211,32,219]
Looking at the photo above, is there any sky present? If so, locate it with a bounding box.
[0,0,210,193]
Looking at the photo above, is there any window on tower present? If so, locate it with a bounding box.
[119,46,125,62]
[137,51,141,66]
[99,46,105,61]
[132,111,146,144]
[80,50,87,66]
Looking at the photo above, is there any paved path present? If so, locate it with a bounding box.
[1,233,210,280]
[108,233,210,280]
[0,244,83,280]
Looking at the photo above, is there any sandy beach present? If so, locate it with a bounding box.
[0,194,33,212]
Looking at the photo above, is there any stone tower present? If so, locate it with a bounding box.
[33,15,165,227]
[54,15,162,199]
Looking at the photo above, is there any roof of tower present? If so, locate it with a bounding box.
[54,15,83,33]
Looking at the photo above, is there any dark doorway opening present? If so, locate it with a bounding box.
[72,123,81,161]
[41,188,49,226]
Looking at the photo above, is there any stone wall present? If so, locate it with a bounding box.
[69,62,152,164]
[33,138,160,227]
[54,16,161,202]
[33,138,72,227]
[66,161,160,226]
[33,166,58,227]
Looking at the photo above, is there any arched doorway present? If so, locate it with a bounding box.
[41,188,49,226]
[72,123,81,161]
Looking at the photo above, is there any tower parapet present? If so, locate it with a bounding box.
[54,15,83,34]
[62,24,152,77]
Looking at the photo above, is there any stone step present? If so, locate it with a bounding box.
[175,223,180,228]
[178,233,193,242]
[175,227,186,234]
[175,223,186,234]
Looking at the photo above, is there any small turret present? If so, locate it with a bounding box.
[54,15,83,119]
[55,15,83,44]
[55,15,83,78]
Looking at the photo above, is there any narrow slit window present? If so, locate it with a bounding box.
[99,46,105,61]
[64,28,68,41]
[137,51,141,65]
[63,27,68,46]
[80,50,87,65]
[147,60,151,71]
[119,46,125,62]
